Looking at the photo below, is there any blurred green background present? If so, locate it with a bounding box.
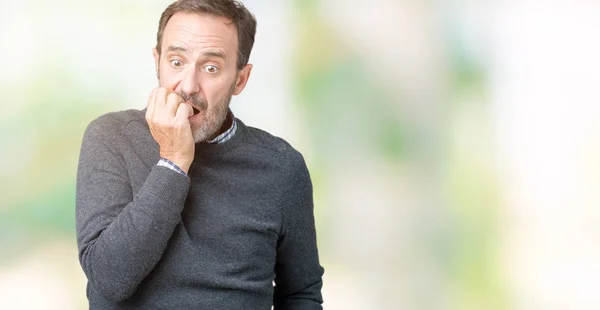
[2,0,600,309]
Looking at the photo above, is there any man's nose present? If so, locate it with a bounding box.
[176,67,201,96]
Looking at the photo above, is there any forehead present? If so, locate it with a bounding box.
[162,12,238,54]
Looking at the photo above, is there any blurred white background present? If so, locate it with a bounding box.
[1,0,599,309]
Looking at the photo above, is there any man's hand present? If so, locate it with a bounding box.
[145,87,195,174]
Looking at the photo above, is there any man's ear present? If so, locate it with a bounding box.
[233,64,253,95]
[153,48,160,79]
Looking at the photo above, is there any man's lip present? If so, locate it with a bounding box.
[188,109,201,120]
[185,101,200,115]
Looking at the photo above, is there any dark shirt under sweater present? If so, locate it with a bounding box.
[75,109,324,309]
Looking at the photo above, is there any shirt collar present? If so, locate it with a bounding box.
[207,110,237,144]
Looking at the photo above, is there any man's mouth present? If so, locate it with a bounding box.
[192,106,200,115]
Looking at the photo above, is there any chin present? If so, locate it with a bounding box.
[192,129,209,143]
[191,122,219,143]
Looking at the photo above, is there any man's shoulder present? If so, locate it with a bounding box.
[240,123,311,185]
[81,109,148,150]
[83,109,145,140]
[242,122,304,164]
[88,109,145,133]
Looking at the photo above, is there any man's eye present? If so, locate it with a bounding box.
[204,65,219,74]
[170,60,183,68]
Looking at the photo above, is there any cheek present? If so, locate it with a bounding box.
[158,68,178,89]
[204,78,234,103]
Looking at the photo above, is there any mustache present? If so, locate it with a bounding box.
[177,92,207,111]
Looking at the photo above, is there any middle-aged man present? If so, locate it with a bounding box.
[75,0,324,309]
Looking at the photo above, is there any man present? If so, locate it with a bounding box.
[75,0,324,309]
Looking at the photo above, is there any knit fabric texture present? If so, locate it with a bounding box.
[76,109,324,309]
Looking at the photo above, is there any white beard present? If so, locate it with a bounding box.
[190,90,233,143]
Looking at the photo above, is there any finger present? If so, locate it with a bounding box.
[146,88,159,120]
[154,87,169,109]
[174,102,194,123]
[166,92,183,116]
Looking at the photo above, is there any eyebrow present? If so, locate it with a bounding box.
[166,46,226,60]
[166,46,187,53]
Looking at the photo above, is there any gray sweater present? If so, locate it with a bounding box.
[76,109,324,309]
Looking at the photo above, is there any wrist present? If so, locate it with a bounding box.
[159,153,192,174]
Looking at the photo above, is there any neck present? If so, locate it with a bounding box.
[207,110,233,141]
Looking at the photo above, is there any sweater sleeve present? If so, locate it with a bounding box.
[75,117,190,302]
[273,159,325,310]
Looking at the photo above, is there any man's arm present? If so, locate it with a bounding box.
[76,88,195,301]
[76,116,189,302]
[273,159,325,310]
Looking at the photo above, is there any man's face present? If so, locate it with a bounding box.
[154,12,251,142]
